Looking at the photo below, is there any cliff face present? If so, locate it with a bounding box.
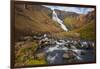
[54,9,87,30]
[75,11,96,40]
[55,9,79,20]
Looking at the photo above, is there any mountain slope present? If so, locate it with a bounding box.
[55,9,79,20]
[76,20,95,40]
[14,3,95,41]
[15,4,63,40]
[72,11,96,40]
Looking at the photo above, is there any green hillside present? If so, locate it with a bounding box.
[76,20,95,40]
[15,4,62,41]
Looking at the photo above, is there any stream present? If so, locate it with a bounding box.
[34,35,95,64]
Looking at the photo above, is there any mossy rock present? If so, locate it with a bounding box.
[25,59,47,65]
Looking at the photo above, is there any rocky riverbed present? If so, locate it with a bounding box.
[33,34,95,64]
[15,34,95,66]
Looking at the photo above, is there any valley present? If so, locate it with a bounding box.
[14,3,96,67]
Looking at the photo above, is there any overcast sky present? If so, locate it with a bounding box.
[43,5,94,14]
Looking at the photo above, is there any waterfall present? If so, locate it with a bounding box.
[52,9,68,32]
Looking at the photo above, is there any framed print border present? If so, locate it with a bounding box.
[11,1,96,68]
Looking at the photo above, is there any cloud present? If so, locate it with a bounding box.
[43,5,94,14]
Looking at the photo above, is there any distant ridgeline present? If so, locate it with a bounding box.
[15,3,95,41]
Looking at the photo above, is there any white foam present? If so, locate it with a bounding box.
[52,9,68,32]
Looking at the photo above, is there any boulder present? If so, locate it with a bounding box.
[63,50,76,59]
[35,52,46,60]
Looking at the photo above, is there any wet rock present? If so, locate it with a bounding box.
[19,36,33,42]
[35,52,46,60]
[63,50,76,59]
[80,51,86,55]
[88,41,95,49]
[33,36,42,40]
[15,41,25,47]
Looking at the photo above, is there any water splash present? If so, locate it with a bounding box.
[72,49,83,60]
[47,53,58,64]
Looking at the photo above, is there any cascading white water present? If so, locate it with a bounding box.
[52,9,68,32]
[47,53,58,63]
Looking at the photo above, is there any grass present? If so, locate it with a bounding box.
[75,20,95,40]
[15,4,62,40]
[51,31,80,39]
[15,41,47,66]
[63,15,95,41]
[79,24,95,40]
[25,59,47,65]
[64,17,78,30]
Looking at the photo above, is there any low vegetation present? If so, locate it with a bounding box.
[15,41,47,67]
[76,20,95,40]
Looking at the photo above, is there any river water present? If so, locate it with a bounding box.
[36,39,95,64]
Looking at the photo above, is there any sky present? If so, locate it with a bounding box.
[43,5,94,14]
